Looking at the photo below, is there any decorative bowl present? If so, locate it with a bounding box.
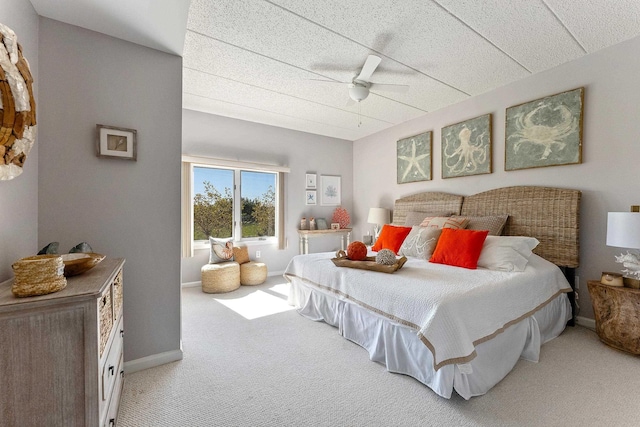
[60,253,106,277]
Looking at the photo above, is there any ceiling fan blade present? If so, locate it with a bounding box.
[356,55,381,82]
[308,78,346,85]
[370,83,409,93]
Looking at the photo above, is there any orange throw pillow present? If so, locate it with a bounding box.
[372,224,412,255]
[429,228,489,269]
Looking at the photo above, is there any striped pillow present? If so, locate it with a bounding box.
[419,216,469,230]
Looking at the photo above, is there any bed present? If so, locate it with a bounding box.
[284,186,580,399]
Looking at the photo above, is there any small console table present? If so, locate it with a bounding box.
[297,228,352,254]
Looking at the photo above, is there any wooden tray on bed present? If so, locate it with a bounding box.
[331,252,407,274]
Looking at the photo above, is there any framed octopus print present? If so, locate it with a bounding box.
[397,131,432,184]
[505,87,583,171]
[441,114,491,179]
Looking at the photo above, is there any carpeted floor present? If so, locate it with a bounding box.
[118,277,639,427]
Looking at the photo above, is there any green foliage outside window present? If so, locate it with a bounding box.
[193,181,275,240]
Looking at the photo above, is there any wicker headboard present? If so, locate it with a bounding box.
[393,186,581,268]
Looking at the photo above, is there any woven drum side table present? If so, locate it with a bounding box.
[240,261,268,286]
[201,262,240,293]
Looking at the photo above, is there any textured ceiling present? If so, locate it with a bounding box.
[28,0,640,142]
[184,0,640,141]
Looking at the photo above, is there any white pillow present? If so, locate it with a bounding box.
[477,236,540,272]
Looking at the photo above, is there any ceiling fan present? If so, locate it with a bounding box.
[311,55,409,103]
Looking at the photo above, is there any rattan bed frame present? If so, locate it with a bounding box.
[393,186,581,323]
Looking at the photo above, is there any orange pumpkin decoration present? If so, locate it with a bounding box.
[347,241,368,261]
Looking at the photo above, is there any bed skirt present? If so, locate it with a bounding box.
[287,277,571,400]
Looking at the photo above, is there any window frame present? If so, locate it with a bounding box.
[182,155,288,256]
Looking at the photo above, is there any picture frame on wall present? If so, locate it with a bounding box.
[305,190,317,205]
[441,114,491,179]
[96,124,137,161]
[305,173,317,189]
[505,87,583,171]
[397,131,432,184]
[320,175,341,206]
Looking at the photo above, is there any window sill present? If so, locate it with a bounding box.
[194,238,277,251]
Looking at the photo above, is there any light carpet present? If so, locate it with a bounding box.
[118,277,639,427]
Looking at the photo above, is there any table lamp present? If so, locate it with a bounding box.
[367,207,390,240]
[607,209,640,287]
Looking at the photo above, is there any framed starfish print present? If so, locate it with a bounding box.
[397,131,432,184]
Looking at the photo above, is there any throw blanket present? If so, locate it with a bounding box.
[284,252,570,370]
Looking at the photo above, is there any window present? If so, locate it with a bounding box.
[182,156,288,256]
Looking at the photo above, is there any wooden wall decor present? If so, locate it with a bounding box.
[0,23,37,181]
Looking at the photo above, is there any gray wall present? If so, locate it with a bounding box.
[181,109,353,283]
[353,34,640,320]
[38,18,183,362]
[0,0,39,282]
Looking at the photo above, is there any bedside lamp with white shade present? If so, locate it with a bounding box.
[606,209,640,287]
[368,207,390,240]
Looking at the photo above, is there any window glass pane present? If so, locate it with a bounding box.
[241,171,276,238]
[193,167,233,240]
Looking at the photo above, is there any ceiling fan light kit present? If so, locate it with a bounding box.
[348,82,370,102]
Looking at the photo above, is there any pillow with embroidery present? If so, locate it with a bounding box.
[209,237,234,264]
[398,227,442,259]
[419,216,469,230]
[404,211,453,227]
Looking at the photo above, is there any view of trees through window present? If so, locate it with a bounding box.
[192,167,276,241]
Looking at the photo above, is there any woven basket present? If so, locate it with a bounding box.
[240,262,267,286]
[11,255,67,297]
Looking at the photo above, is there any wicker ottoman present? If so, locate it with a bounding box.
[201,262,240,293]
[240,261,268,286]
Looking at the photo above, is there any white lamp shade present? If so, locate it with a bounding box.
[607,212,640,249]
[367,207,390,225]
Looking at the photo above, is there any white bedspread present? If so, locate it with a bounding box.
[284,252,571,369]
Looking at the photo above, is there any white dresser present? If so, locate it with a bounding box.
[0,257,125,427]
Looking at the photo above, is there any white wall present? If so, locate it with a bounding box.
[0,0,39,282]
[181,109,353,283]
[353,34,640,320]
[38,18,183,363]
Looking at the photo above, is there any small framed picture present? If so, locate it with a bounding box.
[320,175,341,206]
[305,190,317,205]
[330,223,340,230]
[306,173,317,189]
[97,124,137,160]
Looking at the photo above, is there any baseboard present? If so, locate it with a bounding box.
[268,270,285,277]
[576,316,596,331]
[181,281,201,288]
[124,348,183,374]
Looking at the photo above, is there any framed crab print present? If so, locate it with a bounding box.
[397,131,432,184]
[505,87,583,171]
[441,114,491,179]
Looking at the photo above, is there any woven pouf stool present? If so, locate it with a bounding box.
[240,261,268,286]
[201,262,240,293]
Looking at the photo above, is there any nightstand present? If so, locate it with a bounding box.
[587,280,640,355]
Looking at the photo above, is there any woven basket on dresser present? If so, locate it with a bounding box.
[240,261,267,286]
[201,262,240,293]
[11,255,67,297]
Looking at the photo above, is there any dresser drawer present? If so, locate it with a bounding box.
[101,315,124,403]
[102,351,124,427]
